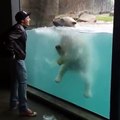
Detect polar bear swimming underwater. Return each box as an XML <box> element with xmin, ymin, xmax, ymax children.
<box><xmin>55</xmin><ymin>33</ymin><xmax>93</xmax><ymax>98</ymax></box>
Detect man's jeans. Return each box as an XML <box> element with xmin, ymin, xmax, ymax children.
<box><xmin>10</xmin><ymin>60</ymin><xmax>28</xmax><ymax>111</ymax></box>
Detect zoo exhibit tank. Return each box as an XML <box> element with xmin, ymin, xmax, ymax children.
<box><xmin>26</xmin><ymin>24</ymin><xmax>113</xmax><ymax>119</ymax></box>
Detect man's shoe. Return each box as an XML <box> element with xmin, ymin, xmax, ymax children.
<box><xmin>10</xmin><ymin>106</ymin><xmax>17</xmax><ymax>110</ymax></box>
<box><xmin>20</xmin><ymin>108</ymin><xmax>37</xmax><ymax>117</ymax></box>
<box><xmin>9</xmin><ymin>102</ymin><xmax>19</xmax><ymax>110</ymax></box>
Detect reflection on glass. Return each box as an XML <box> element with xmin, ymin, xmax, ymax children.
<box><xmin>21</xmin><ymin>0</ymin><xmax>114</xmax><ymax>119</ymax></box>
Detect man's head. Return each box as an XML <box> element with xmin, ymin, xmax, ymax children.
<box><xmin>15</xmin><ymin>11</ymin><xmax>31</xmax><ymax>26</ymax></box>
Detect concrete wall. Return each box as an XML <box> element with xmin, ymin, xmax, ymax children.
<box><xmin>21</xmin><ymin>0</ymin><xmax>113</xmax><ymax>27</ymax></box>
<box><xmin>0</xmin><ymin>0</ymin><xmax>20</xmax><ymax>88</ymax></box>
<box><xmin>21</xmin><ymin>0</ymin><xmax>59</xmax><ymax>27</ymax></box>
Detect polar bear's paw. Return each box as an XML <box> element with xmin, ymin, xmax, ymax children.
<box><xmin>83</xmin><ymin>89</ymin><xmax>92</xmax><ymax>98</ymax></box>
<box><xmin>55</xmin><ymin>76</ymin><xmax>62</xmax><ymax>83</ymax></box>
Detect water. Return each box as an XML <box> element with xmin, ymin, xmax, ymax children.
<box><xmin>26</xmin><ymin>26</ymin><xmax>113</xmax><ymax>119</ymax></box>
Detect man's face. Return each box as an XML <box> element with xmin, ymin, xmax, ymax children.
<box><xmin>22</xmin><ymin>16</ymin><xmax>31</xmax><ymax>26</ymax></box>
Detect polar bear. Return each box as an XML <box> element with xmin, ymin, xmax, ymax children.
<box><xmin>55</xmin><ymin>34</ymin><xmax>92</xmax><ymax>98</ymax></box>
<box><xmin>53</xmin><ymin>16</ymin><xmax>77</xmax><ymax>27</ymax></box>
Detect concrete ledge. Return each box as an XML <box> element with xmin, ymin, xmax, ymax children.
<box><xmin>27</xmin><ymin>86</ymin><xmax>107</xmax><ymax>120</ymax></box>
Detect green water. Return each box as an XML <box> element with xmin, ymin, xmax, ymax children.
<box><xmin>26</xmin><ymin>27</ymin><xmax>112</xmax><ymax>119</ymax></box>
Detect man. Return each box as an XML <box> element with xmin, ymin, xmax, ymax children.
<box><xmin>8</xmin><ymin>11</ymin><xmax>37</xmax><ymax>117</ymax></box>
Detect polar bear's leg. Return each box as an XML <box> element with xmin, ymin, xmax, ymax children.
<box><xmin>55</xmin><ymin>64</ymin><xmax>67</xmax><ymax>83</ymax></box>
<box><xmin>84</xmin><ymin>77</ymin><xmax>92</xmax><ymax>98</ymax></box>
<box><xmin>80</xmin><ymin>72</ymin><xmax>92</xmax><ymax>98</ymax></box>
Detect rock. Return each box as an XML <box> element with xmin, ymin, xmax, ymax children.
<box><xmin>53</xmin><ymin>16</ymin><xmax>77</xmax><ymax>27</ymax></box>
<box><xmin>78</xmin><ymin>12</ymin><xmax>96</xmax><ymax>23</ymax></box>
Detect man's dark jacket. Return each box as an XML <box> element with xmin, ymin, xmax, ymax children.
<box><xmin>0</xmin><ymin>24</ymin><xmax>27</xmax><ymax>60</ymax></box>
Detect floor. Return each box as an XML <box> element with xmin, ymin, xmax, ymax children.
<box><xmin>0</xmin><ymin>89</ymin><xmax>76</xmax><ymax>120</ymax></box>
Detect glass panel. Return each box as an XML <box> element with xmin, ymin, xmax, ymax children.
<box><xmin>21</xmin><ymin>0</ymin><xmax>114</xmax><ymax>119</ymax></box>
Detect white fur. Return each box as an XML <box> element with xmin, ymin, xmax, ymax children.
<box><xmin>55</xmin><ymin>33</ymin><xmax>92</xmax><ymax>98</ymax></box>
